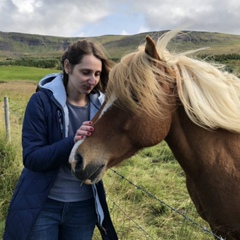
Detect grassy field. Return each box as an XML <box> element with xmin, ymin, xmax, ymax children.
<box><xmin>0</xmin><ymin>66</ymin><xmax>229</xmax><ymax>239</ymax></box>
<box><xmin>0</xmin><ymin>66</ymin><xmax>60</xmax><ymax>82</ymax></box>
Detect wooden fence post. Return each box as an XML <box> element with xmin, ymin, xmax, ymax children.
<box><xmin>4</xmin><ymin>97</ymin><xmax>11</xmax><ymax>142</ymax></box>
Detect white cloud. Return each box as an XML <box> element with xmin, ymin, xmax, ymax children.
<box><xmin>0</xmin><ymin>0</ymin><xmax>111</xmax><ymax>36</ymax></box>
<box><xmin>0</xmin><ymin>0</ymin><xmax>239</xmax><ymax>37</ymax></box>
<box><xmin>12</xmin><ymin>0</ymin><xmax>42</xmax><ymax>13</ymax></box>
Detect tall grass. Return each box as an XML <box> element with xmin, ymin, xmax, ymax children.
<box><xmin>0</xmin><ymin>129</ymin><xmax>22</xmax><ymax>235</ymax></box>
<box><xmin>0</xmin><ymin>68</ymin><xmax>215</xmax><ymax>239</ymax></box>
<box><xmin>0</xmin><ymin>81</ymin><xmax>29</xmax><ymax>238</ymax></box>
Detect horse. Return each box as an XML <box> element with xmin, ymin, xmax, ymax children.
<box><xmin>69</xmin><ymin>30</ymin><xmax>240</xmax><ymax>239</ymax></box>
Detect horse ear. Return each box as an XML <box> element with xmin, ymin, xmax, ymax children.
<box><xmin>145</xmin><ymin>36</ymin><xmax>160</xmax><ymax>60</ymax></box>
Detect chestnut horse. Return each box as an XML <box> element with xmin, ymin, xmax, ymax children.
<box><xmin>69</xmin><ymin>30</ymin><xmax>240</xmax><ymax>239</ymax></box>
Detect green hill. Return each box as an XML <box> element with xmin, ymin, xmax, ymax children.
<box><xmin>1</xmin><ymin>30</ymin><xmax>240</xmax><ymax>60</ymax></box>
<box><xmin>1</xmin><ymin>30</ymin><xmax>240</xmax><ymax>74</ymax></box>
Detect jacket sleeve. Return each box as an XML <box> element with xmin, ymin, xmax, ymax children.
<box><xmin>22</xmin><ymin>92</ymin><xmax>74</xmax><ymax>171</ymax></box>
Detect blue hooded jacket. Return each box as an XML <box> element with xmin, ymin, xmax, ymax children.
<box><xmin>3</xmin><ymin>73</ymin><xmax>118</xmax><ymax>240</ymax></box>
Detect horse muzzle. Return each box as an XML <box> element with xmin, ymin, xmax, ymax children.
<box><xmin>71</xmin><ymin>153</ymin><xmax>105</xmax><ymax>184</ymax></box>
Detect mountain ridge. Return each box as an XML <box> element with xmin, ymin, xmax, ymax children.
<box><xmin>1</xmin><ymin>30</ymin><xmax>240</xmax><ymax>60</ymax></box>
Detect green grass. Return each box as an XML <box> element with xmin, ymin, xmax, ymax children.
<box><xmin>0</xmin><ymin>129</ymin><xmax>22</xmax><ymax>219</ymax></box>
<box><xmin>0</xmin><ymin>66</ymin><xmax>60</xmax><ymax>82</ymax></box>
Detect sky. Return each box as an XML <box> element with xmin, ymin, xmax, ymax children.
<box><xmin>0</xmin><ymin>0</ymin><xmax>240</xmax><ymax>38</ymax></box>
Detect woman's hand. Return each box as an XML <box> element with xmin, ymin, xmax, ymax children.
<box><xmin>74</xmin><ymin>121</ymin><xmax>94</xmax><ymax>142</ymax></box>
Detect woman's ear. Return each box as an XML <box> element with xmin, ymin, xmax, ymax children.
<box><xmin>64</xmin><ymin>59</ymin><xmax>71</xmax><ymax>74</ymax></box>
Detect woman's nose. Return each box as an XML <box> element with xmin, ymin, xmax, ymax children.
<box><xmin>88</xmin><ymin>75</ymin><xmax>96</xmax><ymax>84</ymax></box>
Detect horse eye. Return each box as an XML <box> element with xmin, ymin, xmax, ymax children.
<box><xmin>131</xmin><ymin>89</ymin><xmax>139</xmax><ymax>103</ymax></box>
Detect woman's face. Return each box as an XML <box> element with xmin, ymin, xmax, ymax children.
<box><xmin>65</xmin><ymin>54</ymin><xmax>102</xmax><ymax>94</ymax></box>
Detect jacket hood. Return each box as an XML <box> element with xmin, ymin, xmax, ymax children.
<box><xmin>38</xmin><ymin>73</ymin><xmax>67</xmax><ymax>107</ymax></box>
<box><xmin>38</xmin><ymin>73</ymin><xmax>105</xmax><ymax>110</ymax></box>
<box><xmin>38</xmin><ymin>73</ymin><xmax>105</xmax><ymax>132</ymax></box>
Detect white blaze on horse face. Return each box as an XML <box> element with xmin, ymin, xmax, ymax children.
<box><xmin>69</xmin><ymin>138</ymin><xmax>84</xmax><ymax>170</ymax></box>
<box><xmin>99</xmin><ymin>93</ymin><xmax>117</xmax><ymax>119</ymax></box>
<box><xmin>69</xmin><ymin>93</ymin><xmax>116</xmax><ymax>173</ymax></box>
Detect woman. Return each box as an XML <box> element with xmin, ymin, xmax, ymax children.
<box><xmin>4</xmin><ymin>39</ymin><xmax>118</xmax><ymax>240</ymax></box>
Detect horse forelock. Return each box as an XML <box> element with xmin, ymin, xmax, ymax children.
<box><xmin>107</xmin><ymin>49</ymin><xmax>173</xmax><ymax>118</ymax></box>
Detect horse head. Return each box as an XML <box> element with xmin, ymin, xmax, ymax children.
<box><xmin>69</xmin><ymin>35</ymin><xmax>176</xmax><ymax>184</ymax></box>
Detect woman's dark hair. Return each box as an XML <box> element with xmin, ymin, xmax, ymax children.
<box><xmin>60</xmin><ymin>39</ymin><xmax>114</xmax><ymax>93</ymax></box>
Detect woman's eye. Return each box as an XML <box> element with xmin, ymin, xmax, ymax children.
<box><xmin>82</xmin><ymin>71</ymin><xmax>90</xmax><ymax>75</ymax></box>
<box><xmin>95</xmin><ymin>72</ymin><xmax>101</xmax><ymax>77</ymax></box>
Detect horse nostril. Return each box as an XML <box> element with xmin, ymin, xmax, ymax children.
<box><xmin>75</xmin><ymin>153</ymin><xmax>83</xmax><ymax>171</ymax></box>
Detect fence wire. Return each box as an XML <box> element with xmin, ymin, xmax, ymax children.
<box><xmin>108</xmin><ymin>168</ymin><xmax>225</xmax><ymax>240</ymax></box>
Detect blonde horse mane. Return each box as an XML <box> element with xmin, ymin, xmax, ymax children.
<box><xmin>107</xmin><ymin>30</ymin><xmax>240</xmax><ymax>132</ymax></box>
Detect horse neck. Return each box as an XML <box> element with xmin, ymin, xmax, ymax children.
<box><xmin>164</xmin><ymin>105</ymin><xmax>217</xmax><ymax>178</ymax></box>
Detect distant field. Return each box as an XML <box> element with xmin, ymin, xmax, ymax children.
<box><xmin>0</xmin><ymin>66</ymin><xmax>60</xmax><ymax>82</ymax></box>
